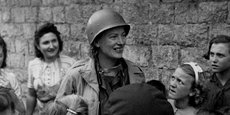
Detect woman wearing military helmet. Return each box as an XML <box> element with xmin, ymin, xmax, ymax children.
<box><xmin>56</xmin><ymin>8</ymin><xmax>145</xmax><ymax>115</ymax></box>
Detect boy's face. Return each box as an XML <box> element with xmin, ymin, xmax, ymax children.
<box><xmin>209</xmin><ymin>43</ymin><xmax>230</xmax><ymax>73</ymax></box>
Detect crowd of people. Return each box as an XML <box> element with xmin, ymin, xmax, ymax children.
<box><xmin>0</xmin><ymin>8</ymin><xmax>229</xmax><ymax>115</ymax></box>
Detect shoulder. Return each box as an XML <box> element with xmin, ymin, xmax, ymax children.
<box><xmin>59</xmin><ymin>55</ymin><xmax>76</xmax><ymax>64</ymax></box>
<box><xmin>2</xmin><ymin>69</ymin><xmax>17</xmax><ymax>81</ymax></box>
<box><xmin>71</xmin><ymin>58</ymin><xmax>92</xmax><ymax>69</ymax></box>
<box><xmin>124</xmin><ymin>59</ymin><xmax>145</xmax><ymax>83</ymax></box>
<box><xmin>124</xmin><ymin>59</ymin><xmax>144</xmax><ymax>74</ymax></box>
<box><xmin>66</xmin><ymin>58</ymin><xmax>92</xmax><ymax>76</ymax></box>
<box><xmin>28</xmin><ymin>58</ymin><xmax>42</xmax><ymax>68</ymax></box>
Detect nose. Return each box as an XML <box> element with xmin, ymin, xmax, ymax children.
<box><xmin>49</xmin><ymin>42</ymin><xmax>54</xmax><ymax>48</ymax></box>
<box><xmin>117</xmin><ymin>36</ymin><xmax>126</xmax><ymax>45</ymax></box>
<box><xmin>170</xmin><ymin>79</ymin><xmax>177</xmax><ymax>88</ymax></box>
<box><xmin>210</xmin><ymin>55</ymin><xmax>218</xmax><ymax>63</ymax></box>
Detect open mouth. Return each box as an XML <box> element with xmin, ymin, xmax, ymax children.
<box><xmin>169</xmin><ymin>88</ymin><xmax>176</xmax><ymax>94</ymax></box>
<box><xmin>114</xmin><ymin>47</ymin><xmax>123</xmax><ymax>52</ymax></box>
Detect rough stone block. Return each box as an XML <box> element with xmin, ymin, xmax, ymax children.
<box><xmin>95</xmin><ymin>0</ymin><xmax>113</xmax><ymax>3</ymax></box>
<box><xmin>161</xmin><ymin>0</ymin><xmax>182</xmax><ymax>2</ymax></box>
<box><xmin>56</xmin><ymin>24</ymin><xmax>70</xmax><ymax>39</ymax></box>
<box><xmin>0</xmin><ymin>24</ymin><xmax>23</xmax><ymax>38</ymax></box>
<box><xmin>0</xmin><ymin>0</ymin><xmax>6</xmax><ymax>6</ymax></box>
<box><xmin>127</xmin><ymin>24</ymin><xmax>158</xmax><ymax>45</ymax></box>
<box><xmin>1</xmin><ymin>7</ymin><xmax>10</xmax><ymax>23</ymax></box>
<box><xmin>42</xmin><ymin>0</ymin><xmax>57</xmax><ymax>6</ymax></box>
<box><xmin>158</xmin><ymin>24</ymin><xmax>208</xmax><ymax>46</ymax></box>
<box><xmin>25</xmin><ymin>7</ymin><xmax>37</xmax><ymax>22</ymax></box>
<box><xmin>114</xmin><ymin>3</ymin><xmax>150</xmax><ymax>24</ymax></box>
<box><xmin>17</xmin><ymin>0</ymin><xmax>30</xmax><ymax>6</ymax></box>
<box><xmin>39</xmin><ymin>7</ymin><xmax>52</xmax><ymax>22</ymax></box>
<box><xmin>175</xmin><ymin>3</ymin><xmax>199</xmax><ymax>24</ymax></box>
<box><xmin>7</xmin><ymin>53</ymin><xmax>26</xmax><ymax>68</ymax></box>
<box><xmin>198</xmin><ymin>2</ymin><xmax>228</xmax><ymax>23</ymax></box>
<box><xmin>81</xmin><ymin>5</ymin><xmax>101</xmax><ymax>19</ymax></box>
<box><xmin>66</xmin><ymin>4</ymin><xmax>82</xmax><ymax>23</ymax></box>
<box><xmin>152</xmin><ymin>45</ymin><xmax>179</xmax><ymax>69</ymax></box>
<box><xmin>149</xmin><ymin>4</ymin><xmax>174</xmax><ymax>24</ymax></box>
<box><xmin>174</xmin><ymin>24</ymin><xmax>209</xmax><ymax>47</ymax></box>
<box><xmin>53</xmin><ymin>6</ymin><xmax>65</xmax><ymax>23</ymax></box>
<box><xmin>22</xmin><ymin>23</ymin><xmax>36</xmax><ymax>39</ymax></box>
<box><xmin>6</xmin><ymin>0</ymin><xmax>17</xmax><ymax>6</ymax></box>
<box><xmin>58</xmin><ymin>0</ymin><xmax>92</xmax><ymax>5</ymax></box>
<box><xmin>209</xmin><ymin>23</ymin><xmax>230</xmax><ymax>37</ymax></box>
<box><xmin>158</xmin><ymin>24</ymin><xmax>175</xmax><ymax>45</ymax></box>
<box><xmin>63</xmin><ymin>41</ymin><xmax>89</xmax><ymax>60</ymax></box>
<box><xmin>27</xmin><ymin>39</ymin><xmax>34</xmax><ymax>55</ymax></box>
<box><xmin>12</xmin><ymin>8</ymin><xmax>25</xmax><ymax>23</ymax></box>
<box><xmin>31</xmin><ymin>0</ymin><xmax>42</xmax><ymax>6</ymax></box>
<box><xmin>123</xmin><ymin>45</ymin><xmax>150</xmax><ymax>67</ymax></box>
<box><xmin>15</xmin><ymin>39</ymin><xmax>28</xmax><ymax>53</ymax></box>
<box><xmin>70</xmin><ymin>23</ymin><xmax>87</xmax><ymax>41</ymax></box>
<box><xmin>180</xmin><ymin>47</ymin><xmax>210</xmax><ymax>70</ymax></box>
<box><xmin>115</xmin><ymin>0</ymin><xmax>160</xmax><ymax>4</ymax></box>
<box><xmin>3</xmin><ymin>36</ymin><xmax>16</xmax><ymax>53</ymax></box>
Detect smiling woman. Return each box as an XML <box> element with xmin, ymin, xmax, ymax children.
<box><xmin>26</xmin><ymin>23</ymin><xmax>76</xmax><ymax>115</ymax></box>
<box><xmin>56</xmin><ymin>9</ymin><xmax>145</xmax><ymax>115</ymax></box>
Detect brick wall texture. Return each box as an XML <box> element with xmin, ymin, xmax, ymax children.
<box><xmin>0</xmin><ymin>0</ymin><xmax>230</xmax><ymax>99</ymax></box>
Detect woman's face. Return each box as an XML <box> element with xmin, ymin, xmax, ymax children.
<box><xmin>168</xmin><ymin>67</ymin><xmax>194</xmax><ymax>100</ymax></box>
<box><xmin>38</xmin><ymin>32</ymin><xmax>59</xmax><ymax>61</ymax></box>
<box><xmin>0</xmin><ymin>47</ymin><xmax>4</xmax><ymax>67</ymax></box>
<box><xmin>95</xmin><ymin>27</ymin><xmax>127</xmax><ymax>60</ymax></box>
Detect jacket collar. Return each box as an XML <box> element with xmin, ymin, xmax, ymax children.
<box><xmin>80</xmin><ymin>58</ymin><xmax>145</xmax><ymax>94</ymax></box>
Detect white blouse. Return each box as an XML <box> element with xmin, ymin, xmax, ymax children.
<box><xmin>27</xmin><ymin>55</ymin><xmax>76</xmax><ymax>109</ymax></box>
<box><xmin>0</xmin><ymin>68</ymin><xmax>22</xmax><ymax>99</ymax></box>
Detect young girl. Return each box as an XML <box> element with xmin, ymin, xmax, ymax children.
<box><xmin>0</xmin><ymin>36</ymin><xmax>22</xmax><ymax>99</ymax></box>
<box><xmin>0</xmin><ymin>36</ymin><xmax>25</xmax><ymax>115</ymax></box>
<box><xmin>168</xmin><ymin>62</ymin><xmax>206</xmax><ymax>115</ymax></box>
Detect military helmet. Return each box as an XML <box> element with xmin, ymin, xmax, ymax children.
<box><xmin>86</xmin><ymin>9</ymin><xmax>130</xmax><ymax>44</ymax></box>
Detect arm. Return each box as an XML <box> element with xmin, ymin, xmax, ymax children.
<box><xmin>8</xmin><ymin>73</ymin><xmax>22</xmax><ymax>99</ymax></box>
<box><xmin>56</xmin><ymin>72</ymin><xmax>76</xmax><ymax>99</ymax></box>
<box><xmin>26</xmin><ymin>88</ymin><xmax>37</xmax><ymax>115</ymax></box>
<box><xmin>26</xmin><ymin>62</ymin><xmax>37</xmax><ymax>115</ymax></box>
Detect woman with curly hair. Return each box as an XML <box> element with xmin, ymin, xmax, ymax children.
<box><xmin>26</xmin><ymin>23</ymin><xmax>76</xmax><ymax>115</ymax></box>
<box><xmin>167</xmin><ymin>62</ymin><xmax>206</xmax><ymax>115</ymax></box>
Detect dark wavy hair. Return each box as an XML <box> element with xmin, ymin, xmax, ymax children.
<box><xmin>203</xmin><ymin>35</ymin><xmax>230</xmax><ymax>60</ymax></box>
<box><xmin>0</xmin><ymin>36</ymin><xmax>7</xmax><ymax>68</ymax></box>
<box><xmin>34</xmin><ymin>23</ymin><xmax>63</xmax><ymax>60</ymax></box>
<box><xmin>180</xmin><ymin>64</ymin><xmax>205</xmax><ymax>108</ymax></box>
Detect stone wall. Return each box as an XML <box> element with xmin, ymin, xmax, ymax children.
<box><xmin>0</xmin><ymin>0</ymin><xmax>230</xmax><ymax>98</ymax></box>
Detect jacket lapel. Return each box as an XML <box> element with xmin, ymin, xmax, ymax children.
<box><xmin>81</xmin><ymin>59</ymin><xmax>100</xmax><ymax>95</ymax></box>
<box><xmin>125</xmin><ymin>60</ymin><xmax>145</xmax><ymax>83</ymax></box>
